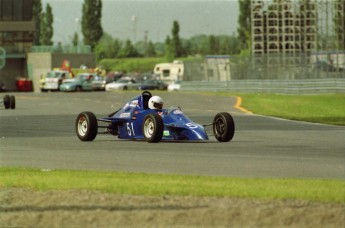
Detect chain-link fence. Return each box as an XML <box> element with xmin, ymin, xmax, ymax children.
<box><xmin>183</xmin><ymin>53</ymin><xmax>345</xmax><ymax>81</ymax></box>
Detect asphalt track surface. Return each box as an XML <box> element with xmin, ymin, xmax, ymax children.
<box><xmin>0</xmin><ymin>91</ymin><xmax>344</xmax><ymax>180</ymax></box>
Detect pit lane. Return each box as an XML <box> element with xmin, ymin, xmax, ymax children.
<box><xmin>0</xmin><ymin>91</ymin><xmax>344</xmax><ymax>179</ymax></box>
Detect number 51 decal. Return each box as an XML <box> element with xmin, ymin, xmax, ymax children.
<box><xmin>126</xmin><ymin>122</ymin><xmax>135</xmax><ymax>136</ymax></box>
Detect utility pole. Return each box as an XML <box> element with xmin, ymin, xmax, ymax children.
<box><xmin>132</xmin><ymin>15</ymin><xmax>137</xmax><ymax>43</ymax></box>
<box><xmin>144</xmin><ymin>30</ymin><xmax>148</xmax><ymax>56</ymax></box>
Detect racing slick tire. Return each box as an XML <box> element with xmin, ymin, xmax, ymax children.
<box><xmin>142</xmin><ymin>113</ymin><xmax>164</xmax><ymax>143</ymax></box>
<box><xmin>76</xmin><ymin>111</ymin><xmax>98</xmax><ymax>141</ymax></box>
<box><xmin>10</xmin><ymin>95</ymin><xmax>15</xmax><ymax>109</ymax></box>
<box><xmin>3</xmin><ymin>95</ymin><xmax>10</xmax><ymax>109</ymax></box>
<box><xmin>213</xmin><ymin>112</ymin><xmax>235</xmax><ymax>142</ymax></box>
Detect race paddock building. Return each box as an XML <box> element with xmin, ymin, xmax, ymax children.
<box><xmin>0</xmin><ymin>0</ymin><xmax>95</xmax><ymax>92</ymax></box>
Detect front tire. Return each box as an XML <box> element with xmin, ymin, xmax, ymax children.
<box><xmin>142</xmin><ymin>113</ymin><xmax>163</xmax><ymax>143</ymax></box>
<box><xmin>76</xmin><ymin>112</ymin><xmax>98</xmax><ymax>141</ymax></box>
<box><xmin>213</xmin><ymin>112</ymin><xmax>235</xmax><ymax>142</ymax></box>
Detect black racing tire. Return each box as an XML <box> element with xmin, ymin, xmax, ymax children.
<box><xmin>142</xmin><ymin>90</ymin><xmax>152</xmax><ymax>97</ymax></box>
<box><xmin>3</xmin><ymin>95</ymin><xmax>10</xmax><ymax>109</ymax></box>
<box><xmin>213</xmin><ymin>112</ymin><xmax>235</xmax><ymax>142</ymax></box>
<box><xmin>76</xmin><ymin>86</ymin><xmax>82</xmax><ymax>92</ymax></box>
<box><xmin>75</xmin><ymin>111</ymin><xmax>98</xmax><ymax>141</ymax></box>
<box><xmin>142</xmin><ymin>113</ymin><xmax>164</xmax><ymax>143</ymax></box>
<box><xmin>10</xmin><ymin>95</ymin><xmax>15</xmax><ymax>109</ymax></box>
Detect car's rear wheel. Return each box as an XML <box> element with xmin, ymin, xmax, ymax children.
<box><xmin>213</xmin><ymin>112</ymin><xmax>235</xmax><ymax>142</ymax></box>
<box><xmin>142</xmin><ymin>113</ymin><xmax>163</xmax><ymax>143</ymax></box>
<box><xmin>10</xmin><ymin>95</ymin><xmax>15</xmax><ymax>109</ymax></box>
<box><xmin>3</xmin><ymin>95</ymin><xmax>10</xmax><ymax>109</ymax></box>
<box><xmin>76</xmin><ymin>112</ymin><xmax>98</xmax><ymax>141</ymax></box>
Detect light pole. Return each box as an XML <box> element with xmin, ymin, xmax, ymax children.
<box><xmin>75</xmin><ymin>17</ymin><xmax>81</xmax><ymax>52</ymax></box>
<box><xmin>132</xmin><ymin>15</ymin><xmax>137</xmax><ymax>43</ymax></box>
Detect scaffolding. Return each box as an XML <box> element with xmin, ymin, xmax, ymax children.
<box><xmin>251</xmin><ymin>0</ymin><xmax>345</xmax><ymax>71</ymax></box>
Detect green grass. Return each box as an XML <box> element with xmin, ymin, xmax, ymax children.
<box><xmin>0</xmin><ymin>168</ymin><xmax>344</xmax><ymax>203</ymax></box>
<box><xmin>238</xmin><ymin>94</ymin><xmax>345</xmax><ymax>126</ymax></box>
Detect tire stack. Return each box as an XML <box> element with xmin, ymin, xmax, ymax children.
<box><xmin>2</xmin><ymin>95</ymin><xmax>15</xmax><ymax>109</ymax></box>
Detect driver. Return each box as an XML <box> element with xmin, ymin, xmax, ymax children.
<box><xmin>148</xmin><ymin>96</ymin><xmax>163</xmax><ymax>110</ymax></box>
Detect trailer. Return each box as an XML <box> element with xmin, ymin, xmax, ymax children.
<box><xmin>153</xmin><ymin>60</ymin><xmax>184</xmax><ymax>84</ymax></box>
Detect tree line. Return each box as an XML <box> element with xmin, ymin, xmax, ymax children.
<box><xmin>32</xmin><ymin>0</ymin><xmax>345</xmax><ymax>60</ymax></box>
<box><xmin>33</xmin><ymin>0</ymin><xmax>245</xmax><ymax>60</ymax></box>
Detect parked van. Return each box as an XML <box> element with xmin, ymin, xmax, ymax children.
<box><xmin>153</xmin><ymin>60</ymin><xmax>184</xmax><ymax>84</ymax></box>
<box><xmin>41</xmin><ymin>70</ymin><xmax>71</xmax><ymax>92</ymax></box>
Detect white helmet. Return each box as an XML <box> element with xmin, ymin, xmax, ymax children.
<box><xmin>148</xmin><ymin>96</ymin><xmax>164</xmax><ymax>110</ymax></box>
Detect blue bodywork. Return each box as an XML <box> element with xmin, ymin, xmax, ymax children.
<box><xmin>99</xmin><ymin>92</ymin><xmax>209</xmax><ymax>141</ymax></box>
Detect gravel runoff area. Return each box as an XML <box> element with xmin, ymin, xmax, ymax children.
<box><xmin>0</xmin><ymin>188</ymin><xmax>344</xmax><ymax>227</ymax></box>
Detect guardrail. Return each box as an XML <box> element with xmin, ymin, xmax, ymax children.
<box><xmin>180</xmin><ymin>79</ymin><xmax>345</xmax><ymax>94</ymax></box>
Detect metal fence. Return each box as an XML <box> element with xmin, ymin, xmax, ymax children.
<box><xmin>180</xmin><ymin>78</ymin><xmax>345</xmax><ymax>94</ymax></box>
<box><xmin>181</xmin><ymin>54</ymin><xmax>345</xmax><ymax>93</ymax></box>
<box><xmin>31</xmin><ymin>45</ymin><xmax>91</xmax><ymax>54</ymax></box>
<box><xmin>183</xmin><ymin>54</ymin><xmax>345</xmax><ymax>81</ymax></box>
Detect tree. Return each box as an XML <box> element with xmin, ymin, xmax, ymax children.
<box><xmin>95</xmin><ymin>33</ymin><xmax>122</xmax><ymax>60</ymax></box>
<box><xmin>72</xmin><ymin>32</ymin><xmax>79</xmax><ymax>46</ymax></box>
<box><xmin>171</xmin><ymin>20</ymin><xmax>182</xmax><ymax>57</ymax></box>
<box><xmin>32</xmin><ymin>0</ymin><xmax>42</xmax><ymax>45</ymax></box>
<box><xmin>145</xmin><ymin>41</ymin><xmax>156</xmax><ymax>57</ymax></box>
<box><xmin>118</xmin><ymin>40</ymin><xmax>140</xmax><ymax>58</ymax></box>
<box><xmin>208</xmin><ymin>35</ymin><xmax>220</xmax><ymax>54</ymax></box>
<box><xmin>224</xmin><ymin>34</ymin><xmax>241</xmax><ymax>55</ymax></box>
<box><xmin>40</xmin><ymin>4</ymin><xmax>54</xmax><ymax>45</ymax></box>
<box><xmin>164</xmin><ymin>36</ymin><xmax>175</xmax><ymax>61</ymax></box>
<box><xmin>82</xmin><ymin>0</ymin><xmax>103</xmax><ymax>50</ymax></box>
<box><xmin>188</xmin><ymin>35</ymin><xmax>209</xmax><ymax>55</ymax></box>
<box><xmin>237</xmin><ymin>0</ymin><xmax>251</xmax><ymax>51</ymax></box>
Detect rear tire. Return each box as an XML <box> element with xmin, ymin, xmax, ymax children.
<box><xmin>142</xmin><ymin>113</ymin><xmax>163</xmax><ymax>143</ymax></box>
<box><xmin>76</xmin><ymin>112</ymin><xmax>98</xmax><ymax>141</ymax></box>
<box><xmin>213</xmin><ymin>112</ymin><xmax>235</xmax><ymax>142</ymax></box>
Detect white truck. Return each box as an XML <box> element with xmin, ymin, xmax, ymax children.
<box><xmin>41</xmin><ymin>70</ymin><xmax>70</xmax><ymax>92</ymax></box>
<box><xmin>153</xmin><ymin>60</ymin><xmax>184</xmax><ymax>84</ymax></box>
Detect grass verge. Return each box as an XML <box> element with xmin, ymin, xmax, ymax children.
<box><xmin>237</xmin><ymin>94</ymin><xmax>345</xmax><ymax>126</ymax></box>
<box><xmin>0</xmin><ymin>168</ymin><xmax>344</xmax><ymax>203</ymax></box>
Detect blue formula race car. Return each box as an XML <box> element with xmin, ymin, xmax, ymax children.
<box><xmin>75</xmin><ymin>91</ymin><xmax>235</xmax><ymax>143</ymax></box>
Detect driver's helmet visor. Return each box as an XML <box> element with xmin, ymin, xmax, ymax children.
<box><xmin>153</xmin><ymin>102</ymin><xmax>163</xmax><ymax>109</ymax></box>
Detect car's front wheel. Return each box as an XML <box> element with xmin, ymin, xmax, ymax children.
<box><xmin>76</xmin><ymin>112</ymin><xmax>98</xmax><ymax>141</ymax></box>
<box><xmin>142</xmin><ymin>113</ymin><xmax>163</xmax><ymax>143</ymax></box>
<box><xmin>213</xmin><ymin>112</ymin><xmax>235</xmax><ymax>142</ymax></box>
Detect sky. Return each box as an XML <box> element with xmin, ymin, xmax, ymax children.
<box><xmin>41</xmin><ymin>0</ymin><xmax>239</xmax><ymax>45</ymax></box>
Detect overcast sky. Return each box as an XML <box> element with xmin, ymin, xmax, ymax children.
<box><xmin>42</xmin><ymin>0</ymin><xmax>239</xmax><ymax>44</ymax></box>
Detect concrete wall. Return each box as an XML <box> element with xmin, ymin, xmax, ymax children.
<box><xmin>27</xmin><ymin>53</ymin><xmax>52</xmax><ymax>92</ymax></box>
<box><xmin>52</xmin><ymin>53</ymin><xmax>96</xmax><ymax>69</ymax></box>
<box><xmin>27</xmin><ymin>52</ymin><xmax>96</xmax><ymax>92</ymax></box>
<box><xmin>0</xmin><ymin>58</ymin><xmax>26</xmax><ymax>91</ymax></box>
